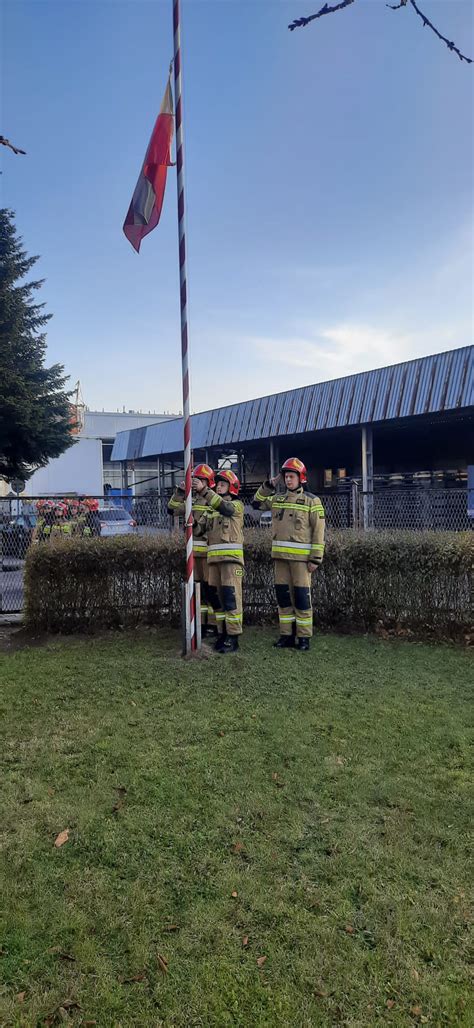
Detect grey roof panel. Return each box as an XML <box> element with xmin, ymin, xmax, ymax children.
<box><xmin>111</xmin><ymin>346</ymin><xmax>473</xmax><ymax>461</ymax></box>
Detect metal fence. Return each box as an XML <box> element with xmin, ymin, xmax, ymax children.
<box><xmin>0</xmin><ymin>488</ymin><xmax>471</xmax><ymax>614</ymax></box>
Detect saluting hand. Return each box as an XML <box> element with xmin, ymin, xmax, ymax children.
<box><xmin>270</xmin><ymin>473</ymin><xmax>281</xmax><ymax>489</ymax></box>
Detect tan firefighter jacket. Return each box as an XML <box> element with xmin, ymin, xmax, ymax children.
<box><xmin>253</xmin><ymin>481</ymin><xmax>325</xmax><ymax>563</ymax></box>
<box><xmin>194</xmin><ymin>486</ymin><xmax>244</xmax><ymax>566</ymax></box>
<box><xmin>168</xmin><ymin>488</ymin><xmax>214</xmax><ymax>557</ymax></box>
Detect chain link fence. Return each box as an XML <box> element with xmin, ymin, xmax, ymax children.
<box><xmin>0</xmin><ymin>488</ymin><xmax>471</xmax><ymax>614</ymax></box>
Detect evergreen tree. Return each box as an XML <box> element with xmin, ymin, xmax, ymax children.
<box><xmin>0</xmin><ymin>208</ymin><xmax>74</xmax><ymax>482</ymax></box>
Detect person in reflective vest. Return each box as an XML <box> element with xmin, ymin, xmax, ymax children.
<box><xmin>193</xmin><ymin>470</ymin><xmax>244</xmax><ymax>654</ymax></box>
<box><xmin>253</xmin><ymin>458</ymin><xmax>325</xmax><ymax>651</ymax></box>
<box><xmin>168</xmin><ymin>465</ymin><xmax>217</xmax><ymax>637</ymax></box>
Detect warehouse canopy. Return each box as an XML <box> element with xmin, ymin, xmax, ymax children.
<box><xmin>111</xmin><ymin>346</ymin><xmax>473</xmax><ymax>462</ymax></box>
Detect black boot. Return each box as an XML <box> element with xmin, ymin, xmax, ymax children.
<box><xmin>273</xmin><ymin>635</ymin><xmax>296</xmax><ymax>648</ymax></box>
<box><xmin>214</xmin><ymin>629</ymin><xmax>227</xmax><ymax>651</ymax></box>
<box><xmin>296</xmin><ymin>638</ymin><xmax>310</xmax><ymax>652</ymax></box>
<box><xmin>220</xmin><ymin>635</ymin><xmax>239</xmax><ymax>654</ymax></box>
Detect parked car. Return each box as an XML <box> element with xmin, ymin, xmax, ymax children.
<box><xmin>260</xmin><ymin>510</ymin><xmax>272</xmax><ymax>528</ymax></box>
<box><xmin>98</xmin><ymin>507</ymin><xmax>137</xmax><ymax>537</ymax></box>
<box><xmin>0</xmin><ymin>514</ymin><xmax>37</xmax><ymax>558</ymax></box>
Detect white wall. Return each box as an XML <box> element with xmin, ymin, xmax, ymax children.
<box><xmin>84</xmin><ymin>411</ymin><xmax>175</xmax><ymax>438</ymax></box>
<box><xmin>26</xmin><ymin>437</ymin><xmax>103</xmax><ymax>496</ymax></box>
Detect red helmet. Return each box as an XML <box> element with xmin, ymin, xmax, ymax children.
<box><xmin>216</xmin><ymin>470</ymin><xmax>240</xmax><ymax>496</ymax></box>
<box><xmin>193</xmin><ymin>463</ymin><xmax>215</xmax><ymax>488</ymax></box>
<box><xmin>281</xmin><ymin>457</ymin><xmax>307</xmax><ymax>484</ymax></box>
<box><xmin>84</xmin><ymin>498</ymin><xmax>99</xmax><ymax>511</ymax></box>
<box><xmin>54</xmin><ymin>502</ymin><xmax>67</xmax><ymax>517</ymax></box>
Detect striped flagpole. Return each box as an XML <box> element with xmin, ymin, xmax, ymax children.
<box><xmin>173</xmin><ymin>0</ymin><xmax>196</xmax><ymax>652</ymax></box>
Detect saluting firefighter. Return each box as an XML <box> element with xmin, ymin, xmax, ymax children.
<box><xmin>193</xmin><ymin>469</ymin><xmax>244</xmax><ymax>653</ymax></box>
<box><xmin>253</xmin><ymin>457</ymin><xmax>325</xmax><ymax>651</ymax></box>
<box><xmin>168</xmin><ymin>464</ymin><xmax>217</xmax><ymax>637</ymax></box>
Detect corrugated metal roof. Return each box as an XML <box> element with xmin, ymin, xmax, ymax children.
<box><xmin>111</xmin><ymin>346</ymin><xmax>473</xmax><ymax>462</ymax></box>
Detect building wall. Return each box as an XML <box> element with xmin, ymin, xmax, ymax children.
<box><xmin>24</xmin><ymin>411</ymin><xmax>177</xmax><ymax>497</ymax></box>
<box><xmin>26</xmin><ymin>437</ymin><xmax>104</xmax><ymax>496</ymax></box>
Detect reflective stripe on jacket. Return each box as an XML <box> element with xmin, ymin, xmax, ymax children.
<box><xmin>195</xmin><ymin>487</ymin><xmax>244</xmax><ymax>566</ymax></box>
<box><xmin>168</xmin><ymin>489</ymin><xmax>213</xmax><ymax>555</ymax></box>
<box><xmin>253</xmin><ymin>481</ymin><xmax>325</xmax><ymax>563</ymax></box>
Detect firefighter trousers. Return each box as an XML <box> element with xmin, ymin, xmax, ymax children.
<box><xmin>274</xmin><ymin>559</ymin><xmax>313</xmax><ymax>638</ymax></box>
<box><xmin>194</xmin><ymin>555</ymin><xmax>215</xmax><ymax>627</ymax></box>
<box><xmin>207</xmin><ymin>562</ymin><xmax>243</xmax><ymax>636</ymax></box>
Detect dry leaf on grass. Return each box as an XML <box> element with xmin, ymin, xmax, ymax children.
<box><xmin>256</xmin><ymin>955</ymin><xmax>267</xmax><ymax>967</ymax></box>
<box><xmin>163</xmin><ymin>924</ymin><xmax>179</xmax><ymax>933</ymax></box>
<box><xmin>232</xmin><ymin>841</ymin><xmax>244</xmax><ymax>854</ymax></box>
<box><xmin>410</xmin><ymin>1007</ymin><xmax>423</xmax><ymax>1018</ymax></box>
<box><xmin>242</xmin><ymin>935</ymin><xmax>249</xmax><ymax>947</ymax></box>
<box><xmin>386</xmin><ymin>999</ymin><xmax>395</xmax><ymax>1009</ymax></box>
<box><xmin>120</xmin><ymin>972</ymin><xmax>147</xmax><ymax>984</ymax></box>
<box><xmin>272</xmin><ymin>772</ymin><xmax>278</xmax><ymax>781</ymax></box>
<box><xmin>411</xmin><ymin>968</ymin><xmax>420</xmax><ymax>981</ymax></box>
<box><xmin>157</xmin><ymin>953</ymin><xmax>169</xmax><ymax>974</ymax></box>
<box><xmin>344</xmin><ymin>924</ymin><xmax>354</xmax><ymax>934</ymax></box>
<box><xmin>231</xmin><ymin>890</ymin><xmax>238</xmax><ymax>898</ymax></box>
<box><xmin>54</xmin><ymin>828</ymin><xmax>69</xmax><ymax>848</ymax></box>
<box><xmin>16</xmin><ymin>992</ymin><xmax>26</xmax><ymax>1003</ymax></box>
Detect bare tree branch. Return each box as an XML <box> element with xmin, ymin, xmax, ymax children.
<box><xmin>405</xmin><ymin>0</ymin><xmax>472</xmax><ymax>64</ymax></box>
<box><xmin>0</xmin><ymin>135</ymin><xmax>27</xmax><ymax>156</ymax></box>
<box><xmin>288</xmin><ymin>0</ymin><xmax>357</xmax><ymax>33</ymax></box>
<box><xmin>289</xmin><ymin>0</ymin><xmax>472</xmax><ymax>63</ymax></box>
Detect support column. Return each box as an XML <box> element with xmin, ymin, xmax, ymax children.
<box><xmin>269</xmin><ymin>440</ymin><xmax>279</xmax><ymax>480</ymax></box>
<box><xmin>361</xmin><ymin>426</ymin><xmax>374</xmax><ymax>530</ymax></box>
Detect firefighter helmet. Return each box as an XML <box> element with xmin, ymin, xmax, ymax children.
<box><xmin>84</xmin><ymin>498</ymin><xmax>99</xmax><ymax>511</ymax></box>
<box><xmin>281</xmin><ymin>457</ymin><xmax>307</xmax><ymax>484</ymax></box>
<box><xmin>216</xmin><ymin>470</ymin><xmax>240</xmax><ymax>496</ymax></box>
<box><xmin>54</xmin><ymin>502</ymin><xmax>67</xmax><ymax>517</ymax></box>
<box><xmin>193</xmin><ymin>463</ymin><xmax>215</xmax><ymax>488</ymax></box>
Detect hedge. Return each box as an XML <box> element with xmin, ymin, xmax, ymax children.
<box><xmin>24</xmin><ymin>530</ymin><xmax>473</xmax><ymax>641</ymax></box>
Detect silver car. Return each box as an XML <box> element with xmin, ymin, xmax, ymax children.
<box><xmin>98</xmin><ymin>507</ymin><xmax>137</xmax><ymax>537</ymax></box>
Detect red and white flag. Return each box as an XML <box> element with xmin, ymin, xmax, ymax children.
<box><xmin>123</xmin><ymin>75</ymin><xmax>174</xmax><ymax>253</ymax></box>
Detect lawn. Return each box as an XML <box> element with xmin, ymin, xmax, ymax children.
<box><xmin>0</xmin><ymin>629</ymin><xmax>472</xmax><ymax>1027</ymax></box>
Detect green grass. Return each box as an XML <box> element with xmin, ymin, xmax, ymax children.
<box><xmin>0</xmin><ymin>629</ymin><xmax>472</xmax><ymax>1027</ymax></box>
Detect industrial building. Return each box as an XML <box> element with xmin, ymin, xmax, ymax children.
<box><xmin>6</xmin><ymin>409</ymin><xmax>178</xmax><ymax>499</ymax></box>
<box><xmin>111</xmin><ymin>346</ymin><xmax>473</xmax><ymax>531</ymax></box>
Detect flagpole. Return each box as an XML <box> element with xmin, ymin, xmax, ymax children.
<box><xmin>172</xmin><ymin>0</ymin><xmax>196</xmax><ymax>653</ymax></box>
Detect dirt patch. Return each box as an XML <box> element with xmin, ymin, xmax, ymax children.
<box><xmin>0</xmin><ymin>625</ymin><xmax>61</xmax><ymax>652</ymax></box>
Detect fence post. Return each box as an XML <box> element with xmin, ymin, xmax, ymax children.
<box><xmin>350</xmin><ymin>479</ymin><xmax>359</xmax><ymax>529</ymax></box>
<box><xmin>361</xmin><ymin>426</ymin><xmax>374</xmax><ymax>530</ymax></box>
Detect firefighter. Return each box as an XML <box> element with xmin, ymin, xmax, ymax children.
<box><xmin>252</xmin><ymin>457</ymin><xmax>325</xmax><ymax>651</ymax></box>
<box><xmin>76</xmin><ymin>498</ymin><xmax>100</xmax><ymax>537</ymax></box>
<box><xmin>193</xmin><ymin>470</ymin><xmax>244</xmax><ymax>653</ymax></box>
<box><xmin>33</xmin><ymin>500</ymin><xmax>55</xmax><ymax>542</ymax></box>
<box><xmin>168</xmin><ymin>464</ymin><xmax>217</xmax><ymax>637</ymax></box>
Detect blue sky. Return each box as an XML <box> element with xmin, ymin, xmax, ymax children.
<box><xmin>2</xmin><ymin>0</ymin><xmax>472</xmax><ymax>415</ymax></box>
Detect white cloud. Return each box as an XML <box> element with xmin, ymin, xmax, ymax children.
<box><xmin>249</xmin><ymin>321</ymin><xmax>469</xmax><ymax>381</ymax></box>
